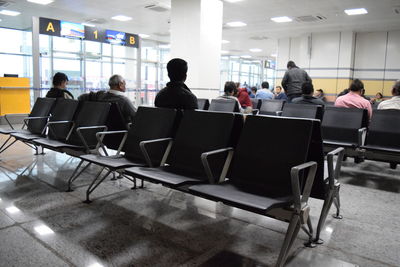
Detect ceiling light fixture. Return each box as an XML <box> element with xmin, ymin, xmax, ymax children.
<box><xmin>221</xmin><ymin>40</ymin><xmax>230</xmax><ymax>44</ymax></box>
<box><xmin>27</xmin><ymin>0</ymin><xmax>54</xmax><ymax>5</ymax></box>
<box><xmin>271</xmin><ymin>16</ymin><xmax>292</xmax><ymax>23</ymax></box>
<box><xmin>226</xmin><ymin>21</ymin><xmax>247</xmax><ymax>27</ymax></box>
<box><xmin>111</xmin><ymin>15</ymin><xmax>132</xmax><ymax>21</ymax></box>
<box><xmin>225</xmin><ymin>0</ymin><xmax>244</xmax><ymax>3</ymax></box>
<box><xmin>344</xmin><ymin>8</ymin><xmax>368</xmax><ymax>15</ymax></box>
<box><xmin>82</xmin><ymin>23</ymin><xmax>95</xmax><ymax>27</ymax></box>
<box><xmin>0</xmin><ymin>10</ymin><xmax>21</xmax><ymax>16</ymax></box>
<box><xmin>249</xmin><ymin>48</ymin><xmax>262</xmax><ymax>52</ymax></box>
<box><xmin>139</xmin><ymin>34</ymin><xmax>150</xmax><ymax>38</ymax></box>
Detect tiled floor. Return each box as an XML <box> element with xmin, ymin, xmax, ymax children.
<box><xmin>0</xmin><ymin>134</ymin><xmax>399</xmax><ymax>267</ymax></box>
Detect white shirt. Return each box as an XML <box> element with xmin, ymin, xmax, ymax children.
<box><xmin>109</xmin><ymin>89</ymin><xmax>125</xmax><ymax>96</ymax></box>
<box><xmin>377</xmin><ymin>96</ymin><xmax>400</xmax><ymax>110</ymax></box>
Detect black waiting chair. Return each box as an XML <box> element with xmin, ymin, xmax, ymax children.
<box><xmin>321</xmin><ymin>106</ymin><xmax>368</xmax><ymax>162</ymax></box>
<box><xmin>361</xmin><ymin>109</ymin><xmax>400</xmax><ymax>169</ymax></box>
<box><xmin>258</xmin><ymin>99</ymin><xmax>285</xmax><ymax>115</ymax></box>
<box><xmin>0</xmin><ymin>97</ymin><xmax>56</xmax><ymax>155</ymax></box>
<box><xmin>197</xmin><ymin>98</ymin><xmax>210</xmax><ymax>110</ymax></box>
<box><xmin>251</xmin><ymin>98</ymin><xmax>262</xmax><ymax>109</ymax></box>
<box><xmin>189</xmin><ymin>115</ymin><xmax>317</xmax><ymax>267</ymax></box>
<box><xmin>281</xmin><ymin>103</ymin><xmax>324</xmax><ymax>120</ymax></box>
<box><xmin>71</xmin><ymin>107</ymin><xmax>178</xmax><ymax>202</ymax></box>
<box><xmin>209</xmin><ymin>98</ymin><xmax>240</xmax><ymax>112</ymax></box>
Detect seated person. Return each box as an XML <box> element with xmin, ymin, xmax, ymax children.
<box><xmin>292</xmin><ymin>82</ymin><xmax>325</xmax><ymax>105</ymax></box>
<box><xmin>335</xmin><ymin>79</ymin><xmax>372</xmax><ymax>118</ymax></box>
<box><xmin>274</xmin><ymin>85</ymin><xmax>287</xmax><ymax>100</ymax></box>
<box><xmin>236</xmin><ymin>86</ymin><xmax>253</xmax><ymax>113</ymax></box>
<box><xmin>314</xmin><ymin>89</ymin><xmax>327</xmax><ymax>102</ymax></box>
<box><xmin>46</xmin><ymin>72</ymin><xmax>74</xmax><ymax>99</ymax></box>
<box><xmin>256</xmin><ymin>81</ymin><xmax>274</xmax><ymax>99</ymax></box>
<box><xmin>378</xmin><ymin>80</ymin><xmax>400</xmax><ymax>110</ymax></box>
<box><xmin>218</xmin><ymin>81</ymin><xmax>248</xmax><ymax>113</ymax></box>
<box><xmin>78</xmin><ymin>74</ymin><xmax>136</xmax><ymax>124</ymax></box>
<box><xmin>249</xmin><ymin>87</ymin><xmax>257</xmax><ymax>98</ymax></box>
<box><xmin>155</xmin><ymin>58</ymin><xmax>198</xmax><ymax>109</ymax></box>
<box><xmin>372</xmin><ymin>92</ymin><xmax>384</xmax><ymax>104</ymax></box>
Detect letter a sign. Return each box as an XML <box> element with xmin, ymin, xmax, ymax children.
<box><xmin>39</xmin><ymin>17</ymin><xmax>61</xmax><ymax>36</ymax></box>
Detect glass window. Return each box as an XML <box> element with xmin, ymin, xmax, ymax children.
<box><xmin>53</xmin><ymin>36</ymin><xmax>81</xmax><ymax>53</ymax></box>
<box><xmin>0</xmin><ymin>28</ymin><xmax>32</xmax><ymax>55</ymax></box>
<box><xmin>0</xmin><ymin>54</ymin><xmax>32</xmax><ymax>78</ymax></box>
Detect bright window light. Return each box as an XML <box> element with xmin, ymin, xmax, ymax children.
<box><xmin>139</xmin><ymin>33</ymin><xmax>150</xmax><ymax>38</ymax></box>
<box><xmin>226</xmin><ymin>21</ymin><xmax>247</xmax><ymax>27</ymax></box>
<box><xmin>249</xmin><ymin>48</ymin><xmax>262</xmax><ymax>52</ymax></box>
<box><xmin>221</xmin><ymin>50</ymin><xmax>229</xmax><ymax>54</ymax></box>
<box><xmin>82</xmin><ymin>23</ymin><xmax>95</xmax><ymax>27</ymax></box>
<box><xmin>0</xmin><ymin>10</ymin><xmax>21</xmax><ymax>16</ymax></box>
<box><xmin>241</xmin><ymin>55</ymin><xmax>252</xmax><ymax>58</ymax></box>
<box><xmin>225</xmin><ymin>0</ymin><xmax>243</xmax><ymax>3</ymax></box>
<box><xmin>87</xmin><ymin>263</ymin><xmax>104</xmax><ymax>267</ymax></box>
<box><xmin>271</xmin><ymin>16</ymin><xmax>292</xmax><ymax>23</ymax></box>
<box><xmin>230</xmin><ymin>56</ymin><xmax>240</xmax><ymax>59</ymax></box>
<box><xmin>111</xmin><ymin>15</ymin><xmax>132</xmax><ymax>21</ymax></box>
<box><xmin>344</xmin><ymin>8</ymin><xmax>368</xmax><ymax>15</ymax></box>
<box><xmin>27</xmin><ymin>0</ymin><xmax>54</xmax><ymax>5</ymax></box>
<box><xmin>159</xmin><ymin>44</ymin><xmax>170</xmax><ymax>49</ymax></box>
<box><xmin>221</xmin><ymin>40</ymin><xmax>230</xmax><ymax>44</ymax></box>
<box><xmin>271</xmin><ymin>53</ymin><xmax>277</xmax><ymax>57</ymax></box>
<box><xmin>34</xmin><ymin>224</ymin><xmax>55</xmax><ymax>235</ymax></box>
<box><xmin>6</xmin><ymin>206</ymin><xmax>20</xmax><ymax>214</ymax></box>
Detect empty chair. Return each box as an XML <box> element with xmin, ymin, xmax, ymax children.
<box><xmin>282</xmin><ymin>103</ymin><xmax>324</xmax><ymax>120</ymax></box>
<box><xmin>361</xmin><ymin>109</ymin><xmax>400</xmax><ymax>169</ymax></box>
<box><xmin>258</xmin><ymin>99</ymin><xmax>285</xmax><ymax>115</ymax></box>
<box><xmin>251</xmin><ymin>98</ymin><xmax>262</xmax><ymax>109</ymax></box>
<box><xmin>197</xmin><ymin>98</ymin><xmax>210</xmax><ymax>110</ymax></box>
<box><xmin>209</xmin><ymin>98</ymin><xmax>240</xmax><ymax>112</ymax></box>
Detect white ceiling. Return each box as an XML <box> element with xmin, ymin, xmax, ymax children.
<box><xmin>1</xmin><ymin>0</ymin><xmax>400</xmax><ymax>59</ymax></box>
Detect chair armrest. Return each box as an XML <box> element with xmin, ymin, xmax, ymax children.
<box><xmin>358</xmin><ymin>127</ymin><xmax>367</xmax><ymax>146</ymax></box>
<box><xmin>4</xmin><ymin>113</ymin><xmax>29</xmax><ymax>129</ymax></box>
<box><xmin>23</xmin><ymin>116</ymin><xmax>50</xmax><ymax>128</ymax></box>
<box><xmin>76</xmin><ymin>125</ymin><xmax>108</xmax><ymax>152</ymax></box>
<box><xmin>290</xmin><ymin>161</ymin><xmax>317</xmax><ymax>212</ymax></box>
<box><xmin>95</xmin><ymin>130</ymin><xmax>128</xmax><ymax>156</ymax></box>
<box><xmin>201</xmin><ymin>147</ymin><xmax>234</xmax><ymax>184</ymax></box>
<box><xmin>252</xmin><ymin>109</ymin><xmax>259</xmax><ymax>115</ymax></box>
<box><xmin>276</xmin><ymin>111</ymin><xmax>283</xmax><ymax>116</ymax></box>
<box><xmin>45</xmin><ymin>120</ymin><xmax>73</xmax><ymax>136</ymax></box>
<box><xmin>326</xmin><ymin>147</ymin><xmax>345</xmax><ymax>188</ymax></box>
<box><xmin>139</xmin><ymin>137</ymin><xmax>173</xmax><ymax>167</ymax></box>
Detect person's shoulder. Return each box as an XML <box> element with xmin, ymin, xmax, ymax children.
<box><xmin>292</xmin><ymin>97</ymin><xmax>302</xmax><ymax>103</ymax></box>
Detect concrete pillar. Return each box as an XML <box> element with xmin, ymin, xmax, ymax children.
<box><xmin>170</xmin><ymin>0</ymin><xmax>223</xmax><ymax>99</ymax></box>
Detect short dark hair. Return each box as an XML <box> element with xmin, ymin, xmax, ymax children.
<box><xmin>251</xmin><ymin>86</ymin><xmax>257</xmax><ymax>92</ymax></box>
<box><xmin>317</xmin><ymin>89</ymin><xmax>324</xmax><ymax>93</ymax></box>
<box><xmin>167</xmin><ymin>58</ymin><xmax>188</xmax><ymax>81</ymax></box>
<box><xmin>287</xmin><ymin>61</ymin><xmax>297</xmax><ymax>69</ymax></box>
<box><xmin>224</xmin><ymin>81</ymin><xmax>237</xmax><ymax>94</ymax></box>
<box><xmin>301</xmin><ymin>82</ymin><xmax>314</xmax><ymax>95</ymax></box>
<box><xmin>349</xmin><ymin>79</ymin><xmax>364</xmax><ymax>92</ymax></box>
<box><xmin>393</xmin><ymin>80</ymin><xmax>400</xmax><ymax>95</ymax></box>
<box><xmin>261</xmin><ymin>81</ymin><xmax>269</xmax><ymax>89</ymax></box>
<box><xmin>53</xmin><ymin>72</ymin><xmax>68</xmax><ymax>86</ymax></box>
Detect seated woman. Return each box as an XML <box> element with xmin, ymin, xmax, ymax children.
<box><xmin>218</xmin><ymin>81</ymin><xmax>252</xmax><ymax>113</ymax></box>
<box><xmin>46</xmin><ymin>72</ymin><xmax>74</xmax><ymax>99</ymax></box>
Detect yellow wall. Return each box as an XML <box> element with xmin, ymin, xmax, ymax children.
<box><xmin>0</xmin><ymin>77</ymin><xmax>31</xmax><ymax>115</ymax></box>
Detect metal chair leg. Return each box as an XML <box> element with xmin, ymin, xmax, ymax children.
<box><xmin>84</xmin><ymin>169</ymin><xmax>112</xmax><ymax>203</ymax></box>
<box><xmin>0</xmin><ymin>136</ymin><xmax>13</xmax><ymax>152</ymax></box>
<box><xmin>66</xmin><ymin>160</ymin><xmax>91</xmax><ymax>192</ymax></box>
<box><xmin>276</xmin><ymin>214</ymin><xmax>300</xmax><ymax>267</ymax></box>
<box><xmin>0</xmin><ymin>139</ymin><xmax>17</xmax><ymax>154</ymax></box>
<box><xmin>332</xmin><ymin>188</ymin><xmax>343</xmax><ymax>219</ymax></box>
<box><xmin>301</xmin><ymin>216</ymin><xmax>316</xmax><ymax>248</ymax></box>
<box><xmin>314</xmin><ymin>190</ymin><xmax>335</xmax><ymax>244</ymax></box>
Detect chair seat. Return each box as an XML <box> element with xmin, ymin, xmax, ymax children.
<box><xmin>323</xmin><ymin>140</ymin><xmax>357</xmax><ymax>148</ymax></box>
<box><xmin>34</xmin><ymin>138</ymin><xmax>83</xmax><ymax>150</ymax></box>
<box><xmin>125</xmin><ymin>166</ymin><xmax>205</xmax><ymax>187</ymax></box>
<box><xmin>11</xmin><ymin>131</ymin><xmax>42</xmax><ymax>141</ymax></box>
<box><xmin>189</xmin><ymin>182</ymin><xmax>293</xmax><ymax>213</ymax></box>
<box><xmin>0</xmin><ymin>128</ymin><xmax>19</xmax><ymax>134</ymax></box>
<box><xmin>362</xmin><ymin>145</ymin><xmax>400</xmax><ymax>154</ymax></box>
<box><xmin>80</xmin><ymin>154</ymin><xmax>144</xmax><ymax>169</ymax></box>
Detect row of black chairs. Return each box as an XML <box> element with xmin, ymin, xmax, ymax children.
<box><xmin>0</xmin><ymin>97</ymin><xmax>346</xmax><ymax>267</ymax></box>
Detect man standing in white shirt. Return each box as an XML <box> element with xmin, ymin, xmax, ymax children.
<box><xmin>378</xmin><ymin>80</ymin><xmax>400</xmax><ymax>110</ymax></box>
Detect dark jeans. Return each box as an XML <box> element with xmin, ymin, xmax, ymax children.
<box><xmin>287</xmin><ymin>93</ymin><xmax>302</xmax><ymax>103</ymax></box>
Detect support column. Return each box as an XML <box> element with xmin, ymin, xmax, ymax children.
<box><xmin>32</xmin><ymin>16</ymin><xmax>41</xmax><ymax>100</ymax></box>
<box><xmin>170</xmin><ymin>0</ymin><xmax>223</xmax><ymax>99</ymax></box>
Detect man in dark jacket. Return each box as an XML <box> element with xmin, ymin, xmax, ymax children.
<box><xmin>46</xmin><ymin>72</ymin><xmax>74</xmax><ymax>99</ymax></box>
<box><xmin>78</xmin><ymin>74</ymin><xmax>136</xmax><ymax>124</ymax></box>
<box><xmin>155</xmin><ymin>58</ymin><xmax>198</xmax><ymax>109</ymax></box>
<box><xmin>292</xmin><ymin>82</ymin><xmax>325</xmax><ymax>105</ymax></box>
<box><xmin>281</xmin><ymin>61</ymin><xmax>312</xmax><ymax>102</ymax></box>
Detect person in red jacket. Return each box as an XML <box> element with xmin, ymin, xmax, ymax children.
<box><xmin>236</xmin><ymin>84</ymin><xmax>253</xmax><ymax>114</ymax></box>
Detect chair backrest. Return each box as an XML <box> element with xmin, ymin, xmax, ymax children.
<box><xmin>251</xmin><ymin>98</ymin><xmax>262</xmax><ymax>109</ymax></box>
<box><xmin>321</xmin><ymin>106</ymin><xmax>368</xmax><ymax>145</ymax></box>
<box><xmin>259</xmin><ymin>99</ymin><xmax>285</xmax><ymax>115</ymax></box>
<box><xmin>197</xmin><ymin>98</ymin><xmax>210</xmax><ymax>110</ymax></box>
<box><xmin>166</xmin><ymin>110</ymin><xmax>237</xmax><ymax>180</ymax></box>
<box><xmin>48</xmin><ymin>98</ymin><xmax>79</xmax><ymax>140</ymax></box>
<box><xmin>228</xmin><ymin>115</ymin><xmax>313</xmax><ymax>197</ymax></box>
<box><xmin>209</xmin><ymin>98</ymin><xmax>240</xmax><ymax>112</ymax></box>
<box><xmin>282</xmin><ymin>103</ymin><xmax>324</xmax><ymax>120</ymax></box>
<box><xmin>67</xmin><ymin>101</ymin><xmax>111</xmax><ymax>148</ymax></box>
<box><xmin>365</xmin><ymin>109</ymin><xmax>400</xmax><ymax>149</ymax></box>
<box><xmin>123</xmin><ymin>106</ymin><xmax>178</xmax><ymax>166</ymax></box>
<box><xmin>27</xmin><ymin>97</ymin><xmax>56</xmax><ymax>134</ymax></box>
<box><xmin>102</xmin><ymin>102</ymin><xmax>129</xmax><ymax>150</ymax></box>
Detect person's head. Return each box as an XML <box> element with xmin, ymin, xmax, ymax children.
<box><xmin>108</xmin><ymin>74</ymin><xmax>126</xmax><ymax>92</ymax></box>
<box><xmin>301</xmin><ymin>82</ymin><xmax>314</xmax><ymax>96</ymax></box>
<box><xmin>315</xmin><ymin>89</ymin><xmax>324</xmax><ymax>97</ymax></box>
<box><xmin>235</xmin><ymin>82</ymin><xmax>240</xmax><ymax>89</ymax></box>
<box><xmin>261</xmin><ymin>81</ymin><xmax>269</xmax><ymax>89</ymax></box>
<box><xmin>275</xmin><ymin>86</ymin><xmax>282</xmax><ymax>94</ymax></box>
<box><xmin>375</xmin><ymin>92</ymin><xmax>383</xmax><ymax>99</ymax></box>
<box><xmin>349</xmin><ymin>79</ymin><xmax>364</xmax><ymax>94</ymax></box>
<box><xmin>287</xmin><ymin>60</ymin><xmax>297</xmax><ymax>69</ymax></box>
<box><xmin>167</xmin><ymin>58</ymin><xmax>188</xmax><ymax>82</ymax></box>
<box><xmin>224</xmin><ymin>81</ymin><xmax>237</xmax><ymax>96</ymax></box>
<box><xmin>52</xmin><ymin>72</ymin><xmax>68</xmax><ymax>89</ymax></box>
<box><xmin>251</xmin><ymin>86</ymin><xmax>257</xmax><ymax>94</ymax></box>
<box><xmin>392</xmin><ymin>80</ymin><xmax>400</xmax><ymax>96</ymax></box>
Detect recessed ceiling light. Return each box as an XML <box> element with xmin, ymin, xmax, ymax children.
<box><xmin>344</xmin><ymin>8</ymin><xmax>368</xmax><ymax>15</ymax></box>
<box><xmin>111</xmin><ymin>15</ymin><xmax>132</xmax><ymax>21</ymax></box>
<box><xmin>82</xmin><ymin>23</ymin><xmax>95</xmax><ymax>27</ymax></box>
<box><xmin>226</xmin><ymin>21</ymin><xmax>247</xmax><ymax>27</ymax></box>
<box><xmin>241</xmin><ymin>55</ymin><xmax>252</xmax><ymax>58</ymax></box>
<box><xmin>249</xmin><ymin>48</ymin><xmax>262</xmax><ymax>53</ymax></box>
<box><xmin>34</xmin><ymin>224</ymin><xmax>55</xmax><ymax>235</ymax></box>
<box><xmin>225</xmin><ymin>0</ymin><xmax>243</xmax><ymax>3</ymax></box>
<box><xmin>271</xmin><ymin>16</ymin><xmax>292</xmax><ymax>23</ymax></box>
<box><xmin>0</xmin><ymin>10</ymin><xmax>21</xmax><ymax>16</ymax></box>
<box><xmin>221</xmin><ymin>50</ymin><xmax>229</xmax><ymax>54</ymax></box>
<box><xmin>271</xmin><ymin>53</ymin><xmax>277</xmax><ymax>57</ymax></box>
<box><xmin>222</xmin><ymin>40</ymin><xmax>230</xmax><ymax>44</ymax></box>
<box><xmin>139</xmin><ymin>34</ymin><xmax>150</xmax><ymax>38</ymax></box>
<box><xmin>6</xmin><ymin>206</ymin><xmax>20</xmax><ymax>214</ymax></box>
<box><xmin>27</xmin><ymin>0</ymin><xmax>54</xmax><ymax>5</ymax></box>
